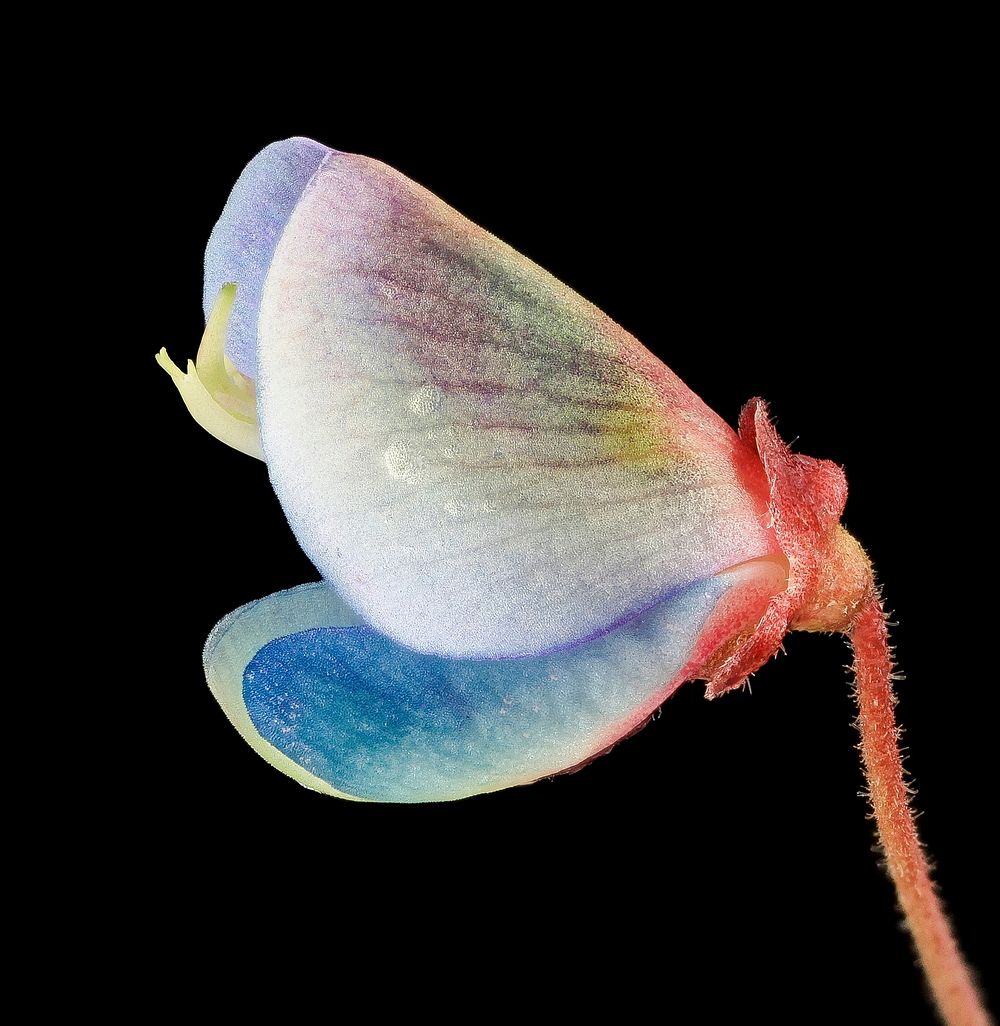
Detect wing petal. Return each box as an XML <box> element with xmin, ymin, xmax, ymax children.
<box><xmin>206</xmin><ymin>560</ymin><xmax>783</xmax><ymax>803</ymax></box>
<box><xmin>257</xmin><ymin>152</ymin><xmax>777</xmax><ymax>656</ymax></box>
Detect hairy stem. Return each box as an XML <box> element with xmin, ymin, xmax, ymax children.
<box><xmin>851</xmin><ymin>600</ymin><xmax>991</xmax><ymax>1026</ymax></box>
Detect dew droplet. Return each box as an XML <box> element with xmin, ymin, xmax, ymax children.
<box><xmin>409</xmin><ymin>384</ymin><xmax>444</xmax><ymax>417</ymax></box>
<box><xmin>385</xmin><ymin>440</ymin><xmax>417</xmax><ymax>481</ymax></box>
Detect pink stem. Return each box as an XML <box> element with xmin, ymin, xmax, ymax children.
<box><xmin>851</xmin><ymin>600</ymin><xmax>992</xmax><ymax>1026</ymax></box>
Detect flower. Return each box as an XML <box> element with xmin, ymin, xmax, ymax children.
<box><xmin>159</xmin><ymin>138</ymin><xmax>868</xmax><ymax>803</ymax></box>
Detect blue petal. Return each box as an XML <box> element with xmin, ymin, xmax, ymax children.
<box><xmin>220</xmin><ymin>561</ymin><xmax>781</xmax><ymax>802</ymax></box>
<box><xmin>204</xmin><ymin>581</ymin><xmax>363</xmax><ymax>798</ymax></box>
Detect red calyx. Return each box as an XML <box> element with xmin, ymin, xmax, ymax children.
<box><xmin>703</xmin><ymin>398</ymin><xmax>874</xmax><ymax>698</ymax></box>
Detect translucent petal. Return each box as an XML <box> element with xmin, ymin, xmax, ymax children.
<box><xmin>203</xmin><ymin>137</ymin><xmax>332</xmax><ymax>378</ymax></box>
<box><xmin>204</xmin><ymin>581</ymin><xmax>364</xmax><ymax>799</ymax></box>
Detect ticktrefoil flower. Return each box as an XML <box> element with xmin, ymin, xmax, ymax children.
<box><xmin>160</xmin><ymin>138</ymin><xmax>869</xmax><ymax>803</ymax></box>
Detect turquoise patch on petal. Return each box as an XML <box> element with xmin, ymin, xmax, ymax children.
<box><xmin>242</xmin><ymin>575</ymin><xmax>735</xmax><ymax>802</ymax></box>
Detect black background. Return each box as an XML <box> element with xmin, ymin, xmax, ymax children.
<box><xmin>138</xmin><ymin>98</ymin><xmax>993</xmax><ymax>1021</ymax></box>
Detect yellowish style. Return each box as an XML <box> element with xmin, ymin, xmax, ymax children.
<box><xmin>156</xmin><ymin>284</ymin><xmax>264</xmax><ymax>459</ymax></box>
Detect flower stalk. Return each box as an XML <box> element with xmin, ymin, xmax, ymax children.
<box><xmin>851</xmin><ymin>600</ymin><xmax>991</xmax><ymax>1026</ymax></box>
